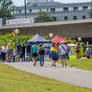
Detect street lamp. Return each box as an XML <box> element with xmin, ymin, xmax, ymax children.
<box><xmin>15</xmin><ymin>29</ymin><xmax>19</xmax><ymax>44</ymax></box>
<box><xmin>78</xmin><ymin>37</ymin><xmax>81</xmax><ymax>42</ymax></box>
<box><xmin>24</xmin><ymin>0</ymin><xmax>27</xmax><ymax>18</ymax></box>
<box><xmin>49</xmin><ymin>33</ymin><xmax>53</xmax><ymax>38</ymax></box>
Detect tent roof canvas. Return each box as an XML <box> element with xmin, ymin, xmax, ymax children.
<box><xmin>27</xmin><ymin>34</ymin><xmax>50</xmax><ymax>43</ymax></box>
<box><xmin>51</xmin><ymin>35</ymin><xmax>68</xmax><ymax>43</ymax></box>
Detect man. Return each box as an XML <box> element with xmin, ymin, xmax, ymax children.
<box><xmin>59</xmin><ymin>41</ymin><xmax>67</xmax><ymax>67</ymax></box>
<box><xmin>38</xmin><ymin>43</ymin><xmax>45</xmax><ymax>66</ymax></box>
<box><xmin>16</xmin><ymin>42</ymin><xmax>21</xmax><ymax>62</ymax></box>
<box><xmin>22</xmin><ymin>43</ymin><xmax>26</xmax><ymax>62</ymax></box>
<box><xmin>26</xmin><ymin>43</ymin><xmax>31</xmax><ymax>61</ymax></box>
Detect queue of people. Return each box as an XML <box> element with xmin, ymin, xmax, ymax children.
<box><xmin>0</xmin><ymin>40</ymin><xmax>91</xmax><ymax>67</ymax></box>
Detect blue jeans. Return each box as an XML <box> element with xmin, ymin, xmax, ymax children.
<box><xmin>39</xmin><ymin>55</ymin><xmax>44</xmax><ymax>66</ymax></box>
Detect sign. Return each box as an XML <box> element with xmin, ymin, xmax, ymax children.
<box><xmin>0</xmin><ymin>18</ymin><xmax>2</xmax><ymax>27</ymax></box>
<box><xmin>44</xmin><ymin>46</ymin><xmax>50</xmax><ymax>55</ymax></box>
<box><xmin>6</xmin><ymin>18</ymin><xmax>34</xmax><ymax>25</ymax></box>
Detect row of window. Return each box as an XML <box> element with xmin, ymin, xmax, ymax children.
<box><xmin>64</xmin><ymin>15</ymin><xmax>86</xmax><ymax>20</ymax></box>
<box><xmin>18</xmin><ymin>6</ymin><xmax>89</xmax><ymax>13</ymax></box>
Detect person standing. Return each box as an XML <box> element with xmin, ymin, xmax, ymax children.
<box><xmin>22</xmin><ymin>43</ymin><xmax>26</xmax><ymax>62</ymax></box>
<box><xmin>76</xmin><ymin>42</ymin><xmax>81</xmax><ymax>59</ymax></box>
<box><xmin>49</xmin><ymin>44</ymin><xmax>59</xmax><ymax>67</ymax></box>
<box><xmin>32</xmin><ymin>43</ymin><xmax>38</xmax><ymax>66</ymax></box>
<box><xmin>16</xmin><ymin>42</ymin><xmax>21</xmax><ymax>62</ymax></box>
<box><xmin>85</xmin><ymin>45</ymin><xmax>90</xmax><ymax>59</ymax></box>
<box><xmin>1</xmin><ymin>44</ymin><xmax>6</xmax><ymax>62</ymax></box>
<box><xmin>26</xmin><ymin>43</ymin><xmax>31</xmax><ymax>62</ymax></box>
<box><xmin>59</xmin><ymin>41</ymin><xmax>67</xmax><ymax>67</ymax></box>
<box><xmin>38</xmin><ymin>43</ymin><xmax>45</xmax><ymax>66</ymax></box>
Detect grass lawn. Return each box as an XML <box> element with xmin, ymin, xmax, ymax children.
<box><xmin>0</xmin><ymin>63</ymin><xmax>92</xmax><ymax>92</ymax></box>
<box><xmin>58</xmin><ymin>59</ymin><xmax>92</xmax><ymax>71</ymax></box>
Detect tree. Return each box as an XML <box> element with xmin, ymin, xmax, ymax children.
<box><xmin>35</xmin><ymin>11</ymin><xmax>55</xmax><ymax>23</ymax></box>
<box><xmin>0</xmin><ymin>0</ymin><xmax>16</xmax><ymax>19</ymax></box>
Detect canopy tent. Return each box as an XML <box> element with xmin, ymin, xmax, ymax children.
<box><xmin>51</xmin><ymin>35</ymin><xmax>68</xmax><ymax>43</ymax></box>
<box><xmin>27</xmin><ymin>34</ymin><xmax>51</xmax><ymax>43</ymax></box>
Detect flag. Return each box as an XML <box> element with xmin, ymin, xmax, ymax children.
<box><xmin>13</xmin><ymin>31</ymin><xmax>15</xmax><ymax>37</ymax></box>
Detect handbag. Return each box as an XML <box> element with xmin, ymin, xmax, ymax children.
<box><xmin>62</xmin><ymin>46</ymin><xmax>68</xmax><ymax>56</ymax></box>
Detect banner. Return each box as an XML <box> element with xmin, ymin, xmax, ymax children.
<box><xmin>6</xmin><ymin>18</ymin><xmax>34</xmax><ymax>25</ymax></box>
<box><xmin>0</xmin><ymin>18</ymin><xmax>2</xmax><ymax>27</ymax></box>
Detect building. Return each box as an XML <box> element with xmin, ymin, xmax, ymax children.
<box><xmin>13</xmin><ymin>1</ymin><xmax>92</xmax><ymax>21</ymax></box>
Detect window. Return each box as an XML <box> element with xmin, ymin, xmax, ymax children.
<box><xmin>29</xmin><ymin>9</ymin><xmax>32</xmax><ymax>13</ymax></box>
<box><xmin>73</xmin><ymin>7</ymin><xmax>78</xmax><ymax>11</ymax></box>
<box><xmin>63</xmin><ymin>7</ymin><xmax>68</xmax><ymax>11</ymax></box>
<box><xmin>82</xmin><ymin>16</ymin><xmax>86</xmax><ymax>19</ymax></box>
<box><xmin>64</xmin><ymin>16</ymin><xmax>68</xmax><ymax>20</ymax></box>
<box><xmin>73</xmin><ymin>16</ymin><xmax>77</xmax><ymax>20</ymax></box>
<box><xmin>83</xmin><ymin>6</ymin><xmax>88</xmax><ymax>10</ymax></box>
<box><xmin>19</xmin><ymin>9</ymin><xmax>22</xmax><ymax>13</ymax></box>
<box><xmin>40</xmin><ymin>9</ymin><xmax>41</xmax><ymax>11</ymax></box>
<box><xmin>47</xmin><ymin>8</ymin><xmax>49</xmax><ymax>11</ymax></box>
<box><xmin>50</xmin><ymin>8</ymin><xmax>55</xmax><ymax>12</ymax></box>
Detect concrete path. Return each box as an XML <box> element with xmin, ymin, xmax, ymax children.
<box><xmin>5</xmin><ymin>62</ymin><xmax>92</xmax><ymax>89</ymax></box>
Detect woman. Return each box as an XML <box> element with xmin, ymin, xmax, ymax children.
<box><xmin>49</xmin><ymin>44</ymin><xmax>59</xmax><ymax>67</ymax></box>
<box><xmin>76</xmin><ymin>42</ymin><xmax>81</xmax><ymax>59</ymax></box>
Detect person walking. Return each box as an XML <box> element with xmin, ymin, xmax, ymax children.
<box><xmin>32</xmin><ymin>43</ymin><xmax>38</xmax><ymax>66</ymax></box>
<box><xmin>38</xmin><ymin>43</ymin><xmax>45</xmax><ymax>66</ymax></box>
<box><xmin>59</xmin><ymin>41</ymin><xmax>67</xmax><ymax>67</ymax></box>
<box><xmin>49</xmin><ymin>44</ymin><xmax>59</xmax><ymax>67</ymax></box>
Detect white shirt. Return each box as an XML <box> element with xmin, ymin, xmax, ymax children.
<box><xmin>1</xmin><ymin>46</ymin><xmax>6</xmax><ymax>53</ymax></box>
<box><xmin>13</xmin><ymin>49</ymin><xmax>16</xmax><ymax>55</ymax></box>
<box><xmin>59</xmin><ymin>44</ymin><xmax>67</xmax><ymax>55</ymax></box>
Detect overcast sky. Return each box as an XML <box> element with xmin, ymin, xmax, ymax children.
<box><xmin>12</xmin><ymin>0</ymin><xmax>91</xmax><ymax>6</ymax></box>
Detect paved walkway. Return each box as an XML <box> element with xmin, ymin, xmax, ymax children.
<box><xmin>5</xmin><ymin>62</ymin><xmax>92</xmax><ymax>89</ymax></box>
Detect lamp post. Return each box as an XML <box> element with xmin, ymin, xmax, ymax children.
<box><xmin>24</xmin><ymin>0</ymin><xmax>27</xmax><ymax>18</ymax></box>
<box><xmin>49</xmin><ymin>33</ymin><xmax>53</xmax><ymax>39</ymax></box>
<box><xmin>78</xmin><ymin>37</ymin><xmax>81</xmax><ymax>42</ymax></box>
<box><xmin>15</xmin><ymin>29</ymin><xmax>19</xmax><ymax>44</ymax></box>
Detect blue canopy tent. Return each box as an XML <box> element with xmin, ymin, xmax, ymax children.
<box><xmin>27</xmin><ymin>34</ymin><xmax>51</xmax><ymax>43</ymax></box>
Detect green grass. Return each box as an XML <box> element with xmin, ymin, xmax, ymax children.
<box><xmin>0</xmin><ymin>63</ymin><xmax>92</xmax><ymax>92</ymax></box>
<box><xmin>58</xmin><ymin>59</ymin><xmax>92</xmax><ymax>71</ymax></box>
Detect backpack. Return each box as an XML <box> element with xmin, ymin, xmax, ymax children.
<box><xmin>39</xmin><ymin>48</ymin><xmax>45</xmax><ymax>55</ymax></box>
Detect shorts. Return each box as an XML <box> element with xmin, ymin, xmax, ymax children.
<box><xmin>32</xmin><ymin>53</ymin><xmax>38</xmax><ymax>57</ymax></box>
<box><xmin>61</xmin><ymin>54</ymin><xmax>66</xmax><ymax>59</ymax></box>
<box><xmin>52</xmin><ymin>57</ymin><xmax>57</xmax><ymax>61</ymax></box>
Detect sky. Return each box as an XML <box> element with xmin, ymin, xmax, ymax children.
<box><xmin>12</xmin><ymin>0</ymin><xmax>92</xmax><ymax>6</ymax></box>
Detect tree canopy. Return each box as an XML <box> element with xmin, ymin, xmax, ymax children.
<box><xmin>0</xmin><ymin>0</ymin><xmax>16</xmax><ymax>19</ymax></box>
<box><xmin>35</xmin><ymin>11</ymin><xmax>56</xmax><ymax>23</ymax></box>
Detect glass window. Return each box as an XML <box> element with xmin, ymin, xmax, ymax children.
<box><xmin>73</xmin><ymin>16</ymin><xmax>77</xmax><ymax>20</ymax></box>
<box><xmin>82</xmin><ymin>16</ymin><xmax>86</xmax><ymax>19</ymax></box>
<box><xmin>19</xmin><ymin>10</ymin><xmax>22</xmax><ymax>13</ymax></box>
<box><xmin>29</xmin><ymin>9</ymin><xmax>32</xmax><ymax>13</ymax></box>
<box><xmin>64</xmin><ymin>16</ymin><xmax>68</xmax><ymax>20</ymax></box>
<box><xmin>63</xmin><ymin>7</ymin><xmax>68</xmax><ymax>11</ymax></box>
<box><xmin>83</xmin><ymin>6</ymin><xmax>88</xmax><ymax>10</ymax></box>
<box><xmin>73</xmin><ymin>7</ymin><xmax>78</xmax><ymax>11</ymax></box>
<box><xmin>50</xmin><ymin>8</ymin><xmax>55</xmax><ymax>12</ymax></box>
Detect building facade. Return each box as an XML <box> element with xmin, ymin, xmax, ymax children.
<box><xmin>13</xmin><ymin>1</ymin><xmax>92</xmax><ymax>21</ymax></box>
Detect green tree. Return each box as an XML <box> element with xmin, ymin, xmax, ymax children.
<box><xmin>35</xmin><ymin>11</ymin><xmax>55</xmax><ymax>23</ymax></box>
<box><xmin>0</xmin><ymin>0</ymin><xmax>16</xmax><ymax>21</ymax></box>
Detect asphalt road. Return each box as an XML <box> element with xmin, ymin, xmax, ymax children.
<box><xmin>5</xmin><ymin>62</ymin><xmax>92</xmax><ymax>89</ymax></box>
